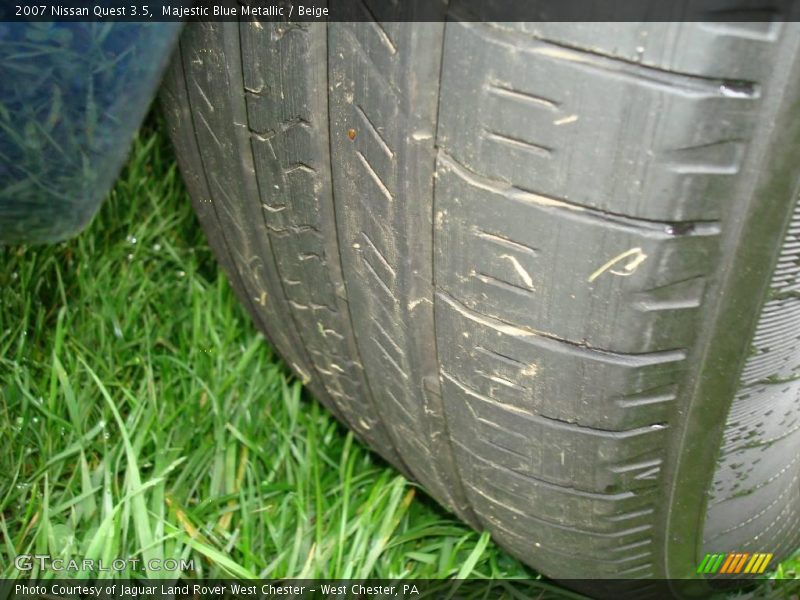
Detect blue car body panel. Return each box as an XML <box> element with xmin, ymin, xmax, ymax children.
<box><xmin>0</xmin><ymin>22</ymin><xmax>182</xmax><ymax>244</ymax></box>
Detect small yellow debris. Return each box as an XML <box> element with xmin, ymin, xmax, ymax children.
<box><xmin>500</xmin><ymin>254</ymin><xmax>534</xmax><ymax>289</ymax></box>
<box><xmin>554</xmin><ymin>114</ymin><xmax>579</xmax><ymax>125</ymax></box>
<box><xmin>588</xmin><ymin>247</ymin><xmax>648</xmax><ymax>283</ymax></box>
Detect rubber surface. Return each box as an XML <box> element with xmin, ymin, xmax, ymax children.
<box><xmin>704</xmin><ymin>200</ymin><xmax>800</xmax><ymax>559</ymax></box>
<box><xmin>161</xmin><ymin>16</ymin><xmax>800</xmax><ymax>593</ymax></box>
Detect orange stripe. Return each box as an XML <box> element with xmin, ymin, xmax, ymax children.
<box><xmin>733</xmin><ymin>553</ymin><xmax>749</xmax><ymax>573</ymax></box>
<box><xmin>758</xmin><ymin>554</ymin><xmax>773</xmax><ymax>574</ymax></box>
<box><xmin>720</xmin><ymin>553</ymin><xmax>737</xmax><ymax>574</ymax></box>
<box><xmin>730</xmin><ymin>553</ymin><xmax>743</xmax><ymax>573</ymax></box>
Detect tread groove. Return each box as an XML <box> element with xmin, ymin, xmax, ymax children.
<box><xmin>438</xmin><ymin>149</ymin><xmax>721</xmax><ymax>237</ymax></box>
<box><xmin>355</xmin><ymin>104</ymin><xmax>395</xmax><ymax>158</ymax></box>
<box><xmin>486</xmin><ymin>81</ymin><xmax>559</xmax><ymax>109</ymax></box>
<box><xmin>478</xmin><ymin>22</ymin><xmax>761</xmax><ymax>100</ymax></box>
<box><xmin>483</xmin><ymin>129</ymin><xmax>553</xmax><ymax>158</ymax></box>
<box><xmin>325</xmin><ymin>22</ymin><xmax>415</xmax><ymax>476</ymax></box>
<box><xmin>355</xmin><ymin>150</ymin><xmax>394</xmax><ymax>203</ymax></box>
<box><xmin>438</xmin><ymin>290</ymin><xmax>688</xmax><ymax>367</ymax></box>
<box><xmin>443</xmin><ymin>370</ymin><xmax>668</xmax><ymax>436</ymax></box>
<box><xmin>431</xmin><ymin>20</ymin><xmax>483</xmax><ymax>527</ymax></box>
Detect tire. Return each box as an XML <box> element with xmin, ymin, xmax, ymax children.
<box><xmin>159</xmin><ymin>15</ymin><xmax>800</xmax><ymax>595</ymax></box>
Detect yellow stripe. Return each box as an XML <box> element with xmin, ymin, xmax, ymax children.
<box><xmin>753</xmin><ymin>554</ymin><xmax>767</xmax><ymax>573</ymax></box>
<box><xmin>758</xmin><ymin>553</ymin><xmax>773</xmax><ymax>574</ymax></box>
<box><xmin>744</xmin><ymin>554</ymin><xmax>761</xmax><ymax>574</ymax></box>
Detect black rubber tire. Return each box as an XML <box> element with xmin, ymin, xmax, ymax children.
<box><xmin>160</xmin><ymin>16</ymin><xmax>800</xmax><ymax>595</ymax></box>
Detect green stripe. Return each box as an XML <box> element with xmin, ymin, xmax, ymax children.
<box><xmin>704</xmin><ymin>554</ymin><xmax>721</xmax><ymax>574</ymax></box>
<box><xmin>696</xmin><ymin>554</ymin><xmax>712</xmax><ymax>574</ymax></box>
<box><xmin>710</xmin><ymin>554</ymin><xmax>726</xmax><ymax>574</ymax></box>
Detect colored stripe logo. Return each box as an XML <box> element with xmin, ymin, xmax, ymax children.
<box><xmin>697</xmin><ymin>552</ymin><xmax>773</xmax><ymax>574</ymax></box>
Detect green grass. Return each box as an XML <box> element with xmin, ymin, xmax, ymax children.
<box><xmin>0</xmin><ymin>117</ymin><xmax>797</xmax><ymax>598</ymax></box>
